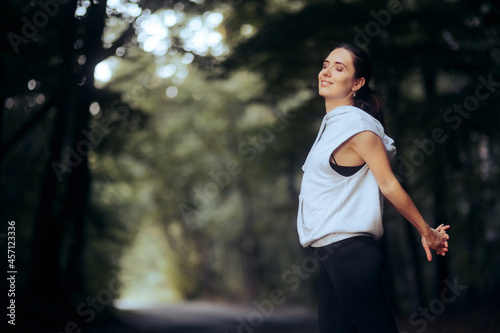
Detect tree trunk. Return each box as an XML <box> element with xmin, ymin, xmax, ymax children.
<box><xmin>62</xmin><ymin>0</ymin><xmax>107</xmax><ymax>301</ymax></box>
<box><xmin>27</xmin><ymin>0</ymin><xmax>80</xmax><ymax>302</ymax></box>
<box><xmin>28</xmin><ymin>98</ymin><xmax>69</xmax><ymax>300</ymax></box>
<box><xmin>61</xmin><ymin>97</ymin><xmax>91</xmax><ymax>299</ymax></box>
<box><xmin>236</xmin><ymin>176</ymin><xmax>262</xmax><ymax>299</ymax></box>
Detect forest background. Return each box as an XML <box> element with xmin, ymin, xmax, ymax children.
<box><xmin>1</xmin><ymin>0</ymin><xmax>499</xmax><ymax>332</ymax></box>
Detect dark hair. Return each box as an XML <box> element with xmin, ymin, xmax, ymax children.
<box><xmin>335</xmin><ymin>42</ymin><xmax>385</xmax><ymax>128</ymax></box>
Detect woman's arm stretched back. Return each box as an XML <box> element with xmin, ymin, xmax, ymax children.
<box><xmin>341</xmin><ymin>130</ymin><xmax>449</xmax><ymax>261</ymax></box>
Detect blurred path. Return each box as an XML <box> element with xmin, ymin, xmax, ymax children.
<box><xmin>116</xmin><ymin>301</ymin><xmax>319</xmax><ymax>333</ymax></box>
<box><xmin>113</xmin><ymin>301</ymin><xmax>499</xmax><ymax>333</ymax></box>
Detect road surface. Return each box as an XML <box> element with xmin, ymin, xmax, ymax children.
<box><xmin>117</xmin><ymin>301</ymin><xmax>318</xmax><ymax>333</ymax></box>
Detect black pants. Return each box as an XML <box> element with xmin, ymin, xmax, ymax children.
<box><xmin>314</xmin><ymin>236</ymin><xmax>399</xmax><ymax>333</ymax></box>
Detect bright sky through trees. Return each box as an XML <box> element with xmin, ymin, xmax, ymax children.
<box><xmin>94</xmin><ymin>2</ymin><xmax>226</xmax><ymax>86</ymax></box>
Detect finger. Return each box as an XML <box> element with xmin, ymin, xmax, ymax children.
<box><xmin>440</xmin><ymin>231</ymin><xmax>450</xmax><ymax>239</ymax></box>
<box><xmin>439</xmin><ymin>226</ymin><xmax>450</xmax><ymax>234</ymax></box>
<box><xmin>425</xmin><ymin>246</ymin><xmax>432</xmax><ymax>262</ymax></box>
<box><xmin>437</xmin><ymin>225</ymin><xmax>449</xmax><ymax>232</ymax></box>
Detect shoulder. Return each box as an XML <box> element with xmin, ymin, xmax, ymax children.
<box><xmin>339</xmin><ymin>108</ymin><xmax>387</xmax><ymax>146</ymax></box>
<box><xmin>349</xmin><ymin>130</ymin><xmax>382</xmax><ymax>148</ymax></box>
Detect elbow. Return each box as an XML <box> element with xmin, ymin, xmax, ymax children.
<box><xmin>379</xmin><ymin>177</ymin><xmax>400</xmax><ymax>198</ymax></box>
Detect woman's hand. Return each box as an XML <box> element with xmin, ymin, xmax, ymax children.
<box><xmin>421</xmin><ymin>224</ymin><xmax>450</xmax><ymax>262</ymax></box>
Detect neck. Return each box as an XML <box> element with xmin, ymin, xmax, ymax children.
<box><xmin>325</xmin><ymin>97</ymin><xmax>354</xmax><ymax>113</ymax></box>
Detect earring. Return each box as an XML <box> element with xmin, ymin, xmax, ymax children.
<box><xmin>353</xmin><ymin>92</ymin><xmax>356</xmax><ymax>97</ymax></box>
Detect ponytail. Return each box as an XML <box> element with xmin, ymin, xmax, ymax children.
<box><xmin>354</xmin><ymin>85</ymin><xmax>385</xmax><ymax>128</ymax></box>
<box><xmin>335</xmin><ymin>42</ymin><xmax>385</xmax><ymax>128</ymax></box>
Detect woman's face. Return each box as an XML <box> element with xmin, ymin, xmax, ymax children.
<box><xmin>318</xmin><ymin>48</ymin><xmax>361</xmax><ymax>101</ymax></box>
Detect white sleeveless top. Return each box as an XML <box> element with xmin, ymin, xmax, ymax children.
<box><xmin>297</xmin><ymin>106</ymin><xmax>396</xmax><ymax>247</ymax></box>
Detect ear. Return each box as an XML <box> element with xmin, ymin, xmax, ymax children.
<box><xmin>353</xmin><ymin>77</ymin><xmax>365</xmax><ymax>93</ymax></box>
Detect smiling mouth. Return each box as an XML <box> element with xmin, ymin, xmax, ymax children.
<box><xmin>320</xmin><ymin>80</ymin><xmax>333</xmax><ymax>86</ymax></box>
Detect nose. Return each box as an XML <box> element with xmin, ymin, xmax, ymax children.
<box><xmin>321</xmin><ymin>67</ymin><xmax>331</xmax><ymax>78</ymax></box>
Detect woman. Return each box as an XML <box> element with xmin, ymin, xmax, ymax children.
<box><xmin>296</xmin><ymin>43</ymin><xmax>450</xmax><ymax>333</ymax></box>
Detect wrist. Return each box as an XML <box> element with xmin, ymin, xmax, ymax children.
<box><xmin>420</xmin><ymin>224</ymin><xmax>432</xmax><ymax>238</ymax></box>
